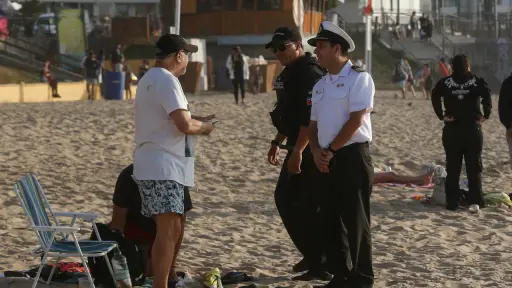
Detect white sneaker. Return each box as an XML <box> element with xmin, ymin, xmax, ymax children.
<box><xmin>469</xmin><ymin>204</ymin><xmax>480</xmax><ymax>213</ymax></box>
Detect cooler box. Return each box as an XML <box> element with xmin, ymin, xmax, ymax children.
<box><xmin>104</xmin><ymin>71</ymin><xmax>125</xmax><ymax>100</ymax></box>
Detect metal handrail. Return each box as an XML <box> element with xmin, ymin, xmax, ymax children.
<box><xmin>1</xmin><ymin>32</ymin><xmax>83</xmax><ymax>63</ymax></box>
<box><xmin>380</xmin><ymin>13</ymin><xmax>424</xmax><ymax>65</ymax></box>
<box><xmin>0</xmin><ymin>38</ymin><xmax>83</xmax><ymax>79</ymax></box>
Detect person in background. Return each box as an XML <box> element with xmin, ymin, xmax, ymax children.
<box><xmin>394</xmin><ymin>56</ymin><xmax>409</xmax><ymax>99</ymax></box>
<box><xmin>108</xmin><ymin>163</ymin><xmax>193</xmax><ymax>281</ymax></box>
<box><xmin>419</xmin><ymin>63</ymin><xmax>433</xmax><ymax>99</ymax></box>
<box><xmin>409</xmin><ymin>11</ymin><xmax>418</xmax><ymax>39</ymax></box>
<box><xmin>226</xmin><ymin>46</ymin><xmax>249</xmax><ymax>104</ymax></box>
<box><xmin>404</xmin><ymin>59</ymin><xmax>416</xmax><ymax>98</ymax></box>
<box><xmin>83</xmin><ymin>51</ymin><xmax>101</xmax><ymax>100</ymax></box>
<box><xmin>138</xmin><ymin>59</ymin><xmax>150</xmax><ymax>81</ymax></box>
<box><xmin>499</xmin><ymin>72</ymin><xmax>512</xmax><ymax>168</ymax></box>
<box><xmin>97</xmin><ymin>48</ymin><xmax>105</xmax><ymax>99</ymax></box>
<box><xmin>374</xmin><ymin>169</ymin><xmax>435</xmax><ymax>186</ymax></box>
<box><xmin>123</xmin><ymin>58</ymin><xmax>134</xmax><ymax>100</ymax></box>
<box><xmin>431</xmin><ymin>54</ymin><xmax>492</xmax><ymax>211</ymax></box>
<box><xmin>133</xmin><ymin>34</ymin><xmax>215</xmax><ymax>288</ymax></box>
<box><xmin>111</xmin><ymin>43</ymin><xmax>124</xmax><ymax>72</ymax></box>
<box><xmin>42</xmin><ymin>60</ymin><xmax>61</xmax><ymax>98</ymax></box>
<box><xmin>253</xmin><ymin>65</ymin><xmax>262</xmax><ymax>95</ymax></box>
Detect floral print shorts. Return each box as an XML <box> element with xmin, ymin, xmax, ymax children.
<box><xmin>135</xmin><ymin>180</ymin><xmax>185</xmax><ymax>216</ymax></box>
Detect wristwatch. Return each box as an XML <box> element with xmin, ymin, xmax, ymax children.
<box><xmin>271</xmin><ymin>140</ymin><xmax>281</xmax><ymax>147</ymax></box>
<box><xmin>326</xmin><ymin>144</ymin><xmax>337</xmax><ymax>154</ymax></box>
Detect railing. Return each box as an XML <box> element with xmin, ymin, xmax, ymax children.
<box><xmin>430</xmin><ymin>21</ymin><xmax>455</xmax><ymax>57</ymax></box>
<box><xmin>437</xmin><ymin>12</ymin><xmax>512</xmax><ymax>39</ymax></box>
<box><xmin>0</xmin><ymin>39</ymin><xmax>83</xmax><ymax>81</ymax></box>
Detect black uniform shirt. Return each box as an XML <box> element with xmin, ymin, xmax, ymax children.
<box><xmin>499</xmin><ymin>73</ymin><xmax>512</xmax><ymax>129</ymax></box>
<box><xmin>431</xmin><ymin>74</ymin><xmax>492</xmax><ymax>122</ymax></box>
<box><xmin>273</xmin><ymin>53</ymin><xmax>325</xmax><ymax>146</ymax></box>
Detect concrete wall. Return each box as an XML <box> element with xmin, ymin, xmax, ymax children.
<box><xmin>0</xmin><ymin>81</ymin><xmax>136</xmax><ymax>104</ymax></box>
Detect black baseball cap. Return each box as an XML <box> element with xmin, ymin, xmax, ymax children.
<box><xmin>155</xmin><ymin>34</ymin><xmax>198</xmax><ymax>59</ymax></box>
<box><xmin>264</xmin><ymin>27</ymin><xmax>302</xmax><ymax>49</ymax></box>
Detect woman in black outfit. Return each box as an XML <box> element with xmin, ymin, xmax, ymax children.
<box><xmin>431</xmin><ymin>54</ymin><xmax>492</xmax><ymax>211</ymax></box>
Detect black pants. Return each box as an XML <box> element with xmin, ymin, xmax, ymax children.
<box><xmin>232</xmin><ymin>78</ymin><xmax>245</xmax><ymax>103</ymax></box>
<box><xmin>274</xmin><ymin>148</ymin><xmax>323</xmax><ymax>271</ymax></box>
<box><xmin>319</xmin><ymin>143</ymin><xmax>374</xmax><ymax>288</ymax></box>
<box><xmin>442</xmin><ymin>123</ymin><xmax>485</xmax><ymax>209</ymax></box>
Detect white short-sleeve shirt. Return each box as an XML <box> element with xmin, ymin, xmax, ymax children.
<box><xmin>133</xmin><ymin>67</ymin><xmax>196</xmax><ymax>187</ymax></box>
<box><xmin>310</xmin><ymin>60</ymin><xmax>374</xmax><ymax>148</ymax></box>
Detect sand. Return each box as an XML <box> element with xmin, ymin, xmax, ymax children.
<box><xmin>0</xmin><ymin>92</ymin><xmax>511</xmax><ymax>288</ymax></box>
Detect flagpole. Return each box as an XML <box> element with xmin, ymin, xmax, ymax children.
<box><xmin>174</xmin><ymin>0</ymin><xmax>181</xmax><ymax>34</ymax></box>
<box><xmin>364</xmin><ymin>0</ymin><xmax>372</xmax><ymax>74</ymax></box>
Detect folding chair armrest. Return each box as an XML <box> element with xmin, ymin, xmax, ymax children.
<box><xmin>54</xmin><ymin>212</ymin><xmax>100</xmax><ymax>222</ymax></box>
<box><xmin>31</xmin><ymin>226</ymin><xmax>80</xmax><ymax>233</ymax></box>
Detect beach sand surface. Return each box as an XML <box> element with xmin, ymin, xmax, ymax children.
<box><xmin>0</xmin><ymin>92</ymin><xmax>511</xmax><ymax>288</ymax></box>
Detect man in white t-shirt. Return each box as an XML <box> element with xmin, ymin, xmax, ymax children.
<box><xmin>133</xmin><ymin>33</ymin><xmax>216</xmax><ymax>288</ymax></box>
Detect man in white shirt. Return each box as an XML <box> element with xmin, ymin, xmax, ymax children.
<box><xmin>133</xmin><ymin>33</ymin><xmax>216</xmax><ymax>288</ymax></box>
<box><xmin>307</xmin><ymin>21</ymin><xmax>375</xmax><ymax>288</ymax></box>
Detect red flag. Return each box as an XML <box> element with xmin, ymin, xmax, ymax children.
<box><xmin>363</xmin><ymin>0</ymin><xmax>372</xmax><ymax>15</ymax></box>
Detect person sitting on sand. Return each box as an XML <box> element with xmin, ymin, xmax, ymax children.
<box><xmin>108</xmin><ymin>163</ymin><xmax>192</xmax><ymax>280</ymax></box>
<box><xmin>374</xmin><ymin>169</ymin><xmax>435</xmax><ymax>186</ymax></box>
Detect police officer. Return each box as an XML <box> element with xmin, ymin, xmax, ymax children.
<box><xmin>431</xmin><ymin>54</ymin><xmax>492</xmax><ymax>211</ymax></box>
<box><xmin>307</xmin><ymin>21</ymin><xmax>375</xmax><ymax>288</ymax></box>
<box><xmin>265</xmin><ymin>27</ymin><xmax>330</xmax><ymax>281</ymax></box>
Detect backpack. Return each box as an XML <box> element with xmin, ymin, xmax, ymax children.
<box><xmin>88</xmin><ymin>223</ymin><xmax>146</xmax><ymax>287</ymax></box>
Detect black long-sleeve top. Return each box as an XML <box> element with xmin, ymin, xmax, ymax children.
<box><xmin>499</xmin><ymin>74</ymin><xmax>512</xmax><ymax>129</ymax></box>
<box><xmin>431</xmin><ymin>74</ymin><xmax>492</xmax><ymax>122</ymax></box>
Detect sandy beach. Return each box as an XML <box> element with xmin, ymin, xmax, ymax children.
<box><xmin>0</xmin><ymin>92</ymin><xmax>511</xmax><ymax>288</ymax></box>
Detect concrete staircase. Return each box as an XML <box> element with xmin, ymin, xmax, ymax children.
<box><xmin>377</xmin><ymin>28</ymin><xmax>443</xmax><ymax>65</ymax></box>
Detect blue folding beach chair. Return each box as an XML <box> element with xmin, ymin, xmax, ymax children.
<box><xmin>13</xmin><ymin>174</ymin><xmax>118</xmax><ymax>288</ymax></box>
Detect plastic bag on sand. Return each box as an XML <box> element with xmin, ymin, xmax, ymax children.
<box><xmin>204</xmin><ymin>268</ymin><xmax>223</xmax><ymax>288</ymax></box>
<box><xmin>484</xmin><ymin>192</ymin><xmax>512</xmax><ymax>208</ymax></box>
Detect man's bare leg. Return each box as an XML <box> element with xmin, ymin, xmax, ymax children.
<box><xmin>374</xmin><ymin>171</ymin><xmax>434</xmax><ymax>186</ymax></box>
<box><xmin>169</xmin><ymin>214</ymin><xmax>186</xmax><ymax>281</ymax></box>
<box><xmin>152</xmin><ymin>212</ymin><xmax>182</xmax><ymax>288</ymax></box>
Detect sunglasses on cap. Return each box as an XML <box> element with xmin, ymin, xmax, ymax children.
<box><xmin>271</xmin><ymin>42</ymin><xmax>295</xmax><ymax>53</ymax></box>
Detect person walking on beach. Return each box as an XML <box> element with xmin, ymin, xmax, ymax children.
<box><xmin>133</xmin><ymin>33</ymin><xmax>216</xmax><ymax>288</ymax></box>
<box><xmin>498</xmin><ymin>73</ymin><xmax>512</xmax><ymax>168</ymax></box>
<box><xmin>307</xmin><ymin>21</ymin><xmax>375</xmax><ymax>288</ymax></box>
<box><xmin>265</xmin><ymin>27</ymin><xmax>330</xmax><ymax>281</ymax></box>
<box><xmin>226</xmin><ymin>46</ymin><xmax>249</xmax><ymax>104</ymax></box>
<box><xmin>431</xmin><ymin>54</ymin><xmax>492</xmax><ymax>211</ymax></box>
<box><xmin>83</xmin><ymin>50</ymin><xmax>101</xmax><ymax>100</ymax></box>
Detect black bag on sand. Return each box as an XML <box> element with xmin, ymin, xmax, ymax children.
<box><xmin>88</xmin><ymin>223</ymin><xmax>146</xmax><ymax>287</ymax></box>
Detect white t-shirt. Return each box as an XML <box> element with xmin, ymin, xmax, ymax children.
<box><xmin>310</xmin><ymin>60</ymin><xmax>374</xmax><ymax>148</ymax></box>
<box><xmin>133</xmin><ymin>67</ymin><xmax>196</xmax><ymax>187</ymax></box>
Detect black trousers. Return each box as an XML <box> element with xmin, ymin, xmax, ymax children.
<box><xmin>274</xmin><ymin>147</ymin><xmax>323</xmax><ymax>271</ymax></box>
<box><xmin>319</xmin><ymin>142</ymin><xmax>374</xmax><ymax>288</ymax></box>
<box><xmin>442</xmin><ymin>122</ymin><xmax>485</xmax><ymax>209</ymax></box>
<box><xmin>232</xmin><ymin>78</ymin><xmax>245</xmax><ymax>103</ymax></box>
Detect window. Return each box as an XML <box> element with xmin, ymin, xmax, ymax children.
<box><xmin>242</xmin><ymin>0</ymin><xmax>255</xmax><ymax>10</ymax></box>
<box><xmin>115</xmin><ymin>4</ymin><xmax>130</xmax><ymax>17</ymax></box>
<box><xmin>257</xmin><ymin>0</ymin><xmax>282</xmax><ymax>10</ymax></box>
<box><xmin>197</xmin><ymin>0</ymin><xmax>223</xmax><ymax>12</ymax></box>
<box><xmin>223</xmin><ymin>0</ymin><xmax>237</xmax><ymax>10</ymax></box>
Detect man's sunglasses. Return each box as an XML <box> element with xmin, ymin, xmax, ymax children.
<box><xmin>271</xmin><ymin>42</ymin><xmax>294</xmax><ymax>53</ymax></box>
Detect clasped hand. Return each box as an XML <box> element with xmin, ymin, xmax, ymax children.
<box><xmin>313</xmin><ymin>148</ymin><xmax>334</xmax><ymax>173</ymax></box>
